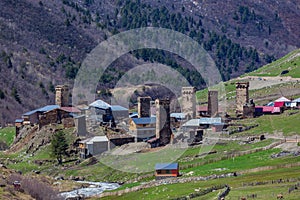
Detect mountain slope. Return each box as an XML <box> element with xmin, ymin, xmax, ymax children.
<box><xmin>0</xmin><ymin>0</ymin><xmax>300</xmax><ymax>124</ymax></box>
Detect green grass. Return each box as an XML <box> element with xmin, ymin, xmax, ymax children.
<box><xmin>99</xmin><ymin>166</ymin><xmax>300</xmax><ymax>200</ymax></box>
<box><xmin>0</xmin><ymin>127</ymin><xmax>15</xmax><ymax>146</ymax></box>
<box><xmin>181</xmin><ymin>148</ymin><xmax>300</xmax><ymax>176</ymax></box>
<box><xmin>236</xmin><ymin>110</ymin><xmax>300</xmax><ymax>136</ymax></box>
<box><xmin>243</xmin><ymin>48</ymin><xmax>300</xmax><ymax>78</ymax></box>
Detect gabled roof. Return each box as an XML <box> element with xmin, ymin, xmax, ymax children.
<box><xmin>38</xmin><ymin>105</ymin><xmax>60</xmax><ymax>112</ymax></box>
<box><xmin>292</xmin><ymin>97</ymin><xmax>300</xmax><ymax>103</ymax></box>
<box><xmin>111</xmin><ymin>105</ymin><xmax>128</xmax><ymax>111</ymax></box>
<box><xmin>89</xmin><ymin>100</ymin><xmax>111</xmax><ymax>110</ymax></box>
<box><xmin>274</xmin><ymin>97</ymin><xmax>291</xmax><ymax>102</ymax></box>
<box><xmin>23</xmin><ymin>105</ymin><xmax>59</xmax><ymax>116</ymax></box>
<box><xmin>155</xmin><ymin>163</ymin><xmax>178</xmax><ymax>170</ymax></box>
<box><xmin>80</xmin><ymin>136</ymin><xmax>109</xmax><ymax>144</ymax></box>
<box><xmin>132</xmin><ymin>117</ymin><xmax>156</xmax><ymax>125</ymax></box>
<box><xmin>23</xmin><ymin>109</ymin><xmax>39</xmax><ymax>116</ymax></box>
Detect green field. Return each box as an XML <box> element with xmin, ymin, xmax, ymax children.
<box><xmin>0</xmin><ymin>127</ymin><xmax>15</xmax><ymax>147</ymax></box>
<box><xmin>99</xmin><ymin>166</ymin><xmax>300</xmax><ymax>200</ymax></box>
<box><xmin>243</xmin><ymin>48</ymin><xmax>300</xmax><ymax>78</ymax></box>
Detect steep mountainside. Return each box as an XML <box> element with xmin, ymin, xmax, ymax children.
<box><xmin>0</xmin><ymin>0</ymin><xmax>299</xmax><ymax>124</ymax></box>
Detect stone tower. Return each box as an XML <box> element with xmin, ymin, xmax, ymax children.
<box><xmin>236</xmin><ymin>82</ymin><xmax>249</xmax><ymax>115</ymax></box>
<box><xmin>138</xmin><ymin>96</ymin><xmax>151</xmax><ymax>118</ymax></box>
<box><xmin>155</xmin><ymin>98</ymin><xmax>172</xmax><ymax>146</ymax></box>
<box><xmin>208</xmin><ymin>90</ymin><xmax>218</xmax><ymax>117</ymax></box>
<box><xmin>55</xmin><ymin>85</ymin><xmax>69</xmax><ymax>107</ymax></box>
<box><xmin>181</xmin><ymin>87</ymin><xmax>196</xmax><ymax>119</ymax></box>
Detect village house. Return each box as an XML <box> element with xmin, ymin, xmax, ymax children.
<box><xmin>79</xmin><ymin>136</ymin><xmax>110</xmax><ymax>159</ymax></box>
<box><xmin>155</xmin><ymin>163</ymin><xmax>179</xmax><ymax>180</ymax></box>
<box><xmin>129</xmin><ymin>117</ymin><xmax>156</xmax><ymax>142</ymax></box>
<box><xmin>89</xmin><ymin>99</ymin><xmax>129</xmax><ymax>124</ymax></box>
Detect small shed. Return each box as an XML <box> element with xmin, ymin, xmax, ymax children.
<box><xmin>79</xmin><ymin>136</ymin><xmax>109</xmax><ymax>159</ymax></box>
<box><xmin>155</xmin><ymin>163</ymin><xmax>179</xmax><ymax>180</ymax></box>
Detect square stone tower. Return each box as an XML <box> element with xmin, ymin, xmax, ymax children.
<box><xmin>236</xmin><ymin>82</ymin><xmax>249</xmax><ymax>115</ymax></box>
<box><xmin>181</xmin><ymin>87</ymin><xmax>196</xmax><ymax>119</ymax></box>
<box><xmin>55</xmin><ymin>85</ymin><xmax>69</xmax><ymax>107</ymax></box>
<box><xmin>208</xmin><ymin>90</ymin><xmax>218</xmax><ymax>117</ymax></box>
<box><xmin>138</xmin><ymin>96</ymin><xmax>151</xmax><ymax>118</ymax></box>
<box><xmin>155</xmin><ymin>98</ymin><xmax>172</xmax><ymax>146</ymax></box>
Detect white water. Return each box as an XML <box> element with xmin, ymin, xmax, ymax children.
<box><xmin>60</xmin><ymin>181</ymin><xmax>120</xmax><ymax>199</ymax></box>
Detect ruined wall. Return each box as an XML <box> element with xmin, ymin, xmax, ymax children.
<box><xmin>181</xmin><ymin>87</ymin><xmax>196</xmax><ymax>119</ymax></box>
<box><xmin>236</xmin><ymin>82</ymin><xmax>249</xmax><ymax>115</ymax></box>
<box><xmin>208</xmin><ymin>90</ymin><xmax>218</xmax><ymax>117</ymax></box>
<box><xmin>138</xmin><ymin>97</ymin><xmax>151</xmax><ymax>118</ymax></box>
<box><xmin>155</xmin><ymin>99</ymin><xmax>172</xmax><ymax>145</ymax></box>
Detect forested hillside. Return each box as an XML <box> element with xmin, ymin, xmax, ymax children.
<box><xmin>0</xmin><ymin>0</ymin><xmax>299</xmax><ymax>124</ymax></box>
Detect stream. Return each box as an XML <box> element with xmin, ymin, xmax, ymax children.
<box><xmin>60</xmin><ymin>181</ymin><xmax>120</xmax><ymax>199</ymax></box>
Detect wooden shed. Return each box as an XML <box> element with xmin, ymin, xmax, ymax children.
<box><xmin>155</xmin><ymin>163</ymin><xmax>179</xmax><ymax>180</ymax></box>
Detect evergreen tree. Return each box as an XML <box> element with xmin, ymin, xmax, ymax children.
<box><xmin>51</xmin><ymin>131</ymin><xmax>68</xmax><ymax>165</ymax></box>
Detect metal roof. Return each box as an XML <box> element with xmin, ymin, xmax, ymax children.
<box><xmin>89</xmin><ymin>100</ymin><xmax>111</xmax><ymax>110</ymax></box>
<box><xmin>15</xmin><ymin>119</ymin><xmax>24</xmax><ymax>123</ymax></box>
<box><xmin>129</xmin><ymin>112</ymin><xmax>138</xmax><ymax>118</ymax></box>
<box><xmin>23</xmin><ymin>105</ymin><xmax>59</xmax><ymax>116</ymax></box>
<box><xmin>274</xmin><ymin>97</ymin><xmax>291</xmax><ymax>102</ymax></box>
<box><xmin>199</xmin><ymin>117</ymin><xmax>222</xmax><ymax>124</ymax></box>
<box><xmin>182</xmin><ymin>118</ymin><xmax>222</xmax><ymax>127</ymax></box>
<box><xmin>38</xmin><ymin>105</ymin><xmax>60</xmax><ymax>112</ymax></box>
<box><xmin>81</xmin><ymin>136</ymin><xmax>109</xmax><ymax>144</ymax></box>
<box><xmin>132</xmin><ymin>117</ymin><xmax>156</xmax><ymax>125</ymax></box>
<box><xmin>23</xmin><ymin>109</ymin><xmax>39</xmax><ymax>116</ymax></box>
<box><xmin>182</xmin><ymin>119</ymin><xmax>199</xmax><ymax>127</ymax></box>
<box><xmin>155</xmin><ymin>163</ymin><xmax>178</xmax><ymax>170</ymax></box>
<box><xmin>170</xmin><ymin>113</ymin><xmax>186</xmax><ymax>119</ymax></box>
<box><xmin>292</xmin><ymin>98</ymin><xmax>300</xmax><ymax>103</ymax></box>
<box><xmin>111</xmin><ymin>105</ymin><xmax>128</xmax><ymax>111</ymax></box>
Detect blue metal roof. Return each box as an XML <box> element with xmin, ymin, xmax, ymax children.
<box><xmin>38</xmin><ymin>105</ymin><xmax>60</xmax><ymax>112</ymax></box>
<box><xmin>23</xmin><ymin>109</ymin><xmax>39</xmax><ymax>116</ymax></box>
<box><xmin>15</xmin><ymin>119</ymin><xmax>24</xmax><ymax>123</ymax></box>
<box><xmin>199</xmin><ymin>117</ymin><xmax>222</xmax><ymax>124</ymax></box>
<box><xmin>170</xmin><ymin>113</ymin><xmax>186</xmax><ymax>119</ymax></box>
<box><xmin>23</xmin><ymin>105</ymin><xmax>60</xmax><ymax>116</ymax></box>
<box><xmin>155</xmin><ymin>163</ymin><xmax>178</xmax><ymax>170</ymax></box>
<box><xmin>132</xmin><ymin>117</ymin><xmax>156</xmax><ymax>125</ymax></box>
<box><xmin>111</xmin><ymin>105</ymin><xmax>128</xmax><ymax>111</ymax></box>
